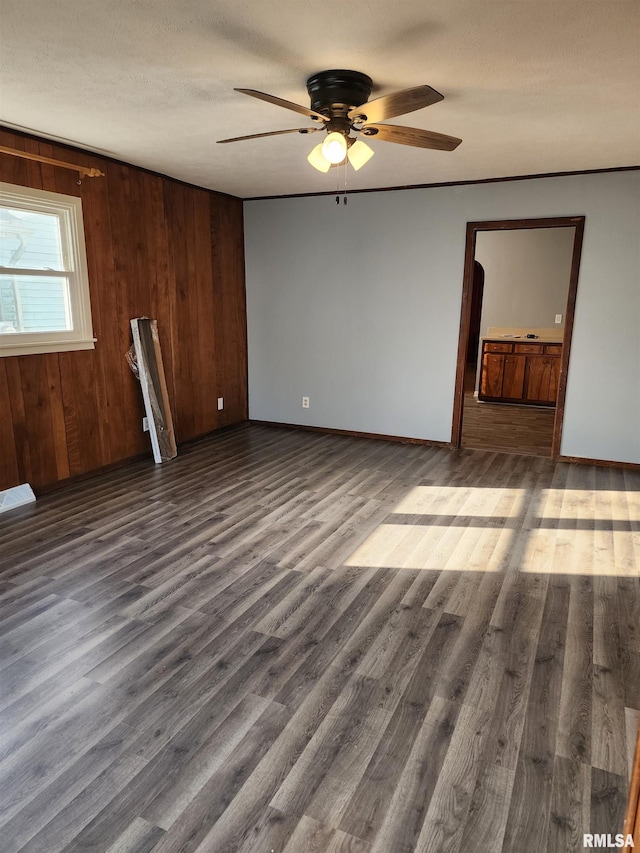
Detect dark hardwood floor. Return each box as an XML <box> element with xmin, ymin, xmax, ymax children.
<box><xmin>0</xmin><ymin>423</ymin><xmax>638</xmax><ymax>852</ymax></box>
<box><xmin>461</xmin><ymin>363</ymin><xmax>556</xmax><ymax>457</ymax></box>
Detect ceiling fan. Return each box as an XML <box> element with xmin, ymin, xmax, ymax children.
<box><xmin>218</xmin><ymin>70</ymin><xmax>462</xmax><ymax>173</ymax></box>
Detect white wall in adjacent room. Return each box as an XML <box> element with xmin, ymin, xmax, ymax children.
<box><xmin>244</xmin><ymin>171</ymin><xmax>640</xmax><ymax>464</ymax></box>
<box><xmin>475</xmin><ymin>227</ymin><xmax>574</xmax><ymax>334</ymax></box>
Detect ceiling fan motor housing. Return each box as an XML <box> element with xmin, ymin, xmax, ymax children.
<box><xmin>306</xmin><ymin>70</ymin><xmax>373</xmax><ymax>117</ymax></box>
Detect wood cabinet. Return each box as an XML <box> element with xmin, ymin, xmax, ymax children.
<box><xmin>502</xmin><ymin>354</ymin><xmax>525</xmax><ymax>399</ymax></box>
<box><xmin>479</xmin><ymin>339</ymin><xmax>562</xmax><ymax>407</ymax></box>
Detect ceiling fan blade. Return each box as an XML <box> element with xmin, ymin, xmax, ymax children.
<box><xmin>217</xmin><ymin>127</ymin><xmax>321</xmax><ymax>144</ymax></box>
<box><xmin>348</xmin><ymin>85</ymin><xmax>443</xmax><ymax>124</ymax></box>
<box><xmin>360</xmin><ymin>123</ymin><xmax>462</xmax><ymax>151</ymax></box>
<box><xmin>235</xmin><ymin>88</ymin><xmax>329</xmax><ymax>122</ymax></box>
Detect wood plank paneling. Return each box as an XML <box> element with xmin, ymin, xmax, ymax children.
<box><xmin>211</xmin><ymin>193</ymin><xmax>248</xmax><ymax>425</ymax></box>
<box><xmin>0</xmin><ymin>130</ymin><xmax>30</xmax><ymax>186</ymax></box>
<box><xmin>16</xmin><ymin>354</ymin><xmax>60</xmax><ymax>487</ymax></box>
<box><xmin>193</xmin><ymin>189</ymin><xmax>217</xmax><ymax>433</ymax></box>
<box><xmin>44</xmin><ymin>355</ymin><xmax>70</xmax><ymax>482</ymax></box>
<box><xmin>164</xmin><ymin>181</ymin><xmax>195</xmax><ymax>441</ymax></box>
<box><xmin>80</xmin><ymin>153</ymin><xmax>126</xmax><ymax>463</ymax></box>
<box><xmin>0</xmin><ymin>363</ymin><xmax>20</xmax><ymax>487</ymax></box>
<box><xmin>0</xmin><ymin>128</ymin><xmax>247</xmax><ymax>491</ymax></box>
<box><xmin>3</xmin><ymin>359</ymin><xmax>31</xmax><ymax>484</ymax></box>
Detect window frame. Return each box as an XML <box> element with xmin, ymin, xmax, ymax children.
<box><xmin>0</xmin><ymin>181</ymin><xmax>95</xmax><ymax>357</ymax></box>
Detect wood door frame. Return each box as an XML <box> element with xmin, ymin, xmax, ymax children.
<box><xmin>451</xmin><ymin>215</ymin><xmax>586</xmax><ymax>459</ymax></box>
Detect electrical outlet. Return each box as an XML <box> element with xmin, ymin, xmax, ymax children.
<box><xmin>217</xmin><ymin>397</ymin><xmax>224</xmax><ymax>410</ymax></box>
<box><xmin>555</xmin><ymin>314</ymin><xmax>563</xmax><ymax>324</ymax></box>
<box><xmin>302</xmin><ymin>396</ymin><xmax>310</xmax><ymax>409</ymax></box>
<box><xmin>142</xmin><ymin>417</ymin><xmax>149</xmax><ymax>432</ymax></box>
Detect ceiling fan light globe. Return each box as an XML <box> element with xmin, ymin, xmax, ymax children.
<box><xmin>347</xmin><ymin>139</ymin><xmax>374</xmax><ymax>171</ymax></box>
<box><xmin>307</xmin><ymin>143</ymin><xmax>331</xmax><ymax>172</ymax></box>
<box><xmin>322</xmin><ymin>132</ymin><xmax>348</xmax><ymax>164</ymax></box>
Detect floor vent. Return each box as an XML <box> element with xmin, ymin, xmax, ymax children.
<box><xmin>0</xmin><ymin>483</ymin><xmax>36</xmax><ymax>514</ymax></box>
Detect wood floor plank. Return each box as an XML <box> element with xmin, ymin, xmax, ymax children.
<box><xmin>458</xmin><ymin>761</ymin><xmax>515</xmax><ymax>853</ymax></box>
<box><xmin>147</xmin><ymin>701</ymin><xmax>291</xmax><ymax>853</ymax></box>
<box><xmin>413</xmin><ymin>699</ymin><xmax>494</xmax><ymax>852</ymax></box>
<box><xmin>590</xmin><ymin>767</ymin><xmax>628</xmax><ymax>847</ymax></box>
<box><xmin>0</xmin><ymin>723</ymin><xmax>145</xmax><ymax>851</ymax></box>
<box><xmin>281</xmin><ymin>814</ymin><xmax>339</xmax><ymax>852</ymax></box>
<box><xmin>339</xmin><ymin>612</ymin><xmax>463</xmax><ymax>844</ymax></box>
<box><xmin>368</xmin><ymin>695</ymin><xmax>460</xmax><ymax>853</ymax></box>
<box><xmin>556</xmin><ymin>575</ymin><xmax>594</xmax><ymax>766</ymax></box>
<box><xmin>501</xmin><ymin>698</ymin><xmax>556</xmax><ymax>852</ymax></box>
<box><xmin>546</xmin><ymin>755</ymin><xmax>591</xmax><ymax>853</ymax></box>
<box><xmin>626</xmin><ymin>707</ymin><xmax>640</xmax><ymax>780</ymax></box>
<box><xmin>0</xmin><ymin>424</ymin><xmax>637</xmax><ymax>853</ymax></box>
<box><xmin>272</xmin><ymin>568</ymin><xmax>413</xmax><ymax>712</ymax></box>
<box><xmin>618</xmin><ymin>578</ymin><xmax>640</xmax><ymax>709</ymax></box>
<box><xmin>280</xmin><ymin>683</ymin><xmax>392</xmax><ymax>829</ymax></box>
<box><xmin>140</xmin><ymin>693</ymin><xmax>270</xmax><ymax>830</ymax></box>
<box><xmin>482</xmin><ymin>573</ymin><xmax>550</xmax><ymax>771</ymax></box>
<box><xmin>121</xmin><ymin>632</ymin><xmax>285</xmax><ymax>758</ymax></box>
<box><xmin>436</xmin><ymin>570</ymin><xmax>503</xmax><ymax>704</ymax></box>
<box><xmin>104</xmin><ymin>818</ymin><xmax>166</xmax><ymax>853</ymax></box>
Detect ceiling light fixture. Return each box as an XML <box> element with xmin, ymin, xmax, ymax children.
<box><xmin>220</xmin><ymin>69</ymin><xmax>462</xmax><ymax>180</ymax></box>
<box><xmin>321</xmin><ymin>131</ymin><xmax>348</xmax><ymax>164</ymax></box>
<box><xmin>347</xmin><ymin>139</ymin><xmax>374</xmax><ymax>171</ymax></box>
<box><xmin>307</xmin><ymin>143</ymin><xmax>331</xmax><ymax>172</ymax></box>
<box><xmin>307</xmin><ymin>135</ymin><xmax>375</xmax><ymax>173</ymax></box>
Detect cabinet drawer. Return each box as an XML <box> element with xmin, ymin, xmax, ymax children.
<box><xmin>544</xmin><ymin>344</ymin><xmax>562</xmax><ymax>355</ymax></box>
<box><xmin>514</xmin><ymin>343</ymin><xmax>543</xmax><ymax>354</ymax></box>
<box><xmin>484</xmin><ymin>342</ymin><xmax>513</xmax><ymax>353</ymax></box>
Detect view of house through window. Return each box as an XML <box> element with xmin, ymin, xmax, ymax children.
<box><xmin>0</xmin><ymin>182</ymin><xmax>94</xmax><ymax>356</ymax></box>
<box><xmin>0</xmin><ymin>207</ymin><xmax>72</xmax><ymax>334</ymax></box>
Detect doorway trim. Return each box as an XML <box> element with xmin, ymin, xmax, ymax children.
<box><xmin>451</xmin><ymin>215</ymin><xmax>586</xmax><ymax>459</ymax></box>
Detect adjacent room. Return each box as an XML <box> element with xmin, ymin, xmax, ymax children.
<box><xmin>0</xmin><ymin>2</ymin><xmax>639</xmax><ymax>852</ymax></box>
<box><xmin>460</xmin><ymin>224</ymin><xmax>576</xmax><ymax>457</ymax></box>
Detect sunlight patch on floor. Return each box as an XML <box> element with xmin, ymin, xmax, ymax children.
<box><xmin>391</xmin><ymin>485</ymin><xmax>527</xmax><ymax>518</ymax></box>
<box><xmin>345</xmin><ymin>522</ymin><xmax>639</xmax><ymax>575</ymax></box>
<box><xmin>519</xmin><ymin>529</ymin><xmax>639</xmax><ymax>575</ymax></box>
<box><xmin>345</xmin><ymin>483</ymin><xmax>640</xmax><ymax>576</ymax></box>
<box><xmin>345</xmin><ymin>523</ymin><xmax>503</xmax><ymax>572</ymax></box>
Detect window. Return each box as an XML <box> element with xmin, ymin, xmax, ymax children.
<box><xmin>0</xmin><ymin>181</ymin><xmax>95</xmax><ymax>357</ymax></box>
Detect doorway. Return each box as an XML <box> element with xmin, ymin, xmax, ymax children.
<box><xmin>451</xmin><ymin>216</ymin><xmax>585</xmax><ymax>459</ymax></box>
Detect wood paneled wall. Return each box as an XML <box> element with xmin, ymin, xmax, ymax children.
<box><xmin>0</xmin><ymin>129</ymin><xmax>247</xmax><ymax>492</ymax></box>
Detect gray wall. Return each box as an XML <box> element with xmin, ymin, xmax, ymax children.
<box><xmin>475</xmin><ymin>227</ymin><xmax>574</xmax><ymax>334</ymax></box>
<box><xmin>244</xmin><ymin>171</ymin><xmax>640</xmax><ymax>464</ymax></box>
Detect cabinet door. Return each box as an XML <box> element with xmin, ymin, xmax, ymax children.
<box><xmin>524</xmin><ymin>356</ymin><xmax>551</xmax><ymax>402</ymax></box>
<box><xmin>547</xmin><ymin>357</ymin><xmax>561</xmax><ymax>402</ymax></box>
<box><xmin>502</xmin><ymin>355</ymin><xmax>525</xmax><ymax>399</ymax></box>
<box><xmin>480</xmin><ymin>354</ymin><xmax>504</xmax><ymax>397</ymax></box>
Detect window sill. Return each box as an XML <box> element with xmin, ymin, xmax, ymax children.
<box><xmin>0</xmin><ymin>338</ymin><xmax>97</xmax><ymax>358</ymax></box>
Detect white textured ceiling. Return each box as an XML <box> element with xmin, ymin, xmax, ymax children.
<box><xmin>1</xmin><ymin>0</ymin><xmax>639</xmax><ymax>198</ymax></box>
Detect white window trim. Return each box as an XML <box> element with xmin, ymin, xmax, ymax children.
<box><xmin>0</xmin><ymin>181</ymin><xmax>96</xmax><ymax>358</ymax></box>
